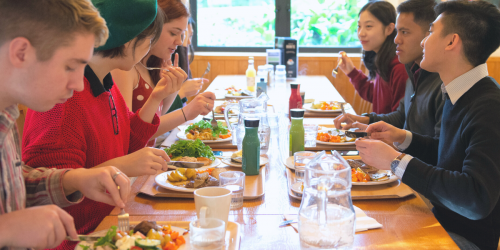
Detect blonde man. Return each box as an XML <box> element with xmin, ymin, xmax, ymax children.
<box><xmin>0</xmin><ymin>0</ymin><xmax>130</xmax><ymax>249</ymax></box>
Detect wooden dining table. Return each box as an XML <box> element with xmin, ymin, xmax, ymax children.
<box><xmin>95</xmin><ymin>75</ymin><xmax>458</xmax><ymax>249</ymax></box>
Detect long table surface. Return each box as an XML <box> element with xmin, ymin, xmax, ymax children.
<box><xmin>97</xmin><ymin>75</ymin><xmax>458</xmax><ymax>249</ymax></box>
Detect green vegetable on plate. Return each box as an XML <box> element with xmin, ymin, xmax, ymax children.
<box><xmin>164</xmin><ymin>139</ymin><xmax>215</xmax><ymax>161</ymax></box>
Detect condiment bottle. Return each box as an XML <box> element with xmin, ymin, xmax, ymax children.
<box><xmin>289</xmin><ymin>109</ymin><xmax>305</xmax><ymax>156</ymax></box>
<box><xmin>289</xmin><ymin>83</ymin><xmax>303</xmax><ymax>117</ymax></box>
<box><xmin>242</xmin><ymin>118</ymin><xmax>260</xmax><ymax>176</ymax></box>
<box><xmin>256</xmin><ymin>77</ymin><xmax>267</xmax><ymax>97</ymax></box>
<box><xmin>246</xmin><ymin>56</ymin><xmax>256</xmax><ymax>92</ymax></box>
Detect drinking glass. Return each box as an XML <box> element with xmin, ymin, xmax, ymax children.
<box><xmin>294</xmin><ymin>151</ymin><xmax>316</xmax><ymax>183</ymax></box>
<box><xmin>219</xmin><ymin>171</ymin><xmax>245</xmax><ymax>209</ymax></box>
<box><xmin>303</xmin><ymin>124</ymin><xmax>319</xmax><ymax>147</ymax></box>
<box><xmin>189</xmin><ymin>218</ymin><xmax>225</xmax><ymax>250</ymax></box>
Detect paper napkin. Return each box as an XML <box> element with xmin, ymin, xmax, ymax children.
<box><xmin>283</xmin><ymin>205</ymin><xmax>382</xmax><ymax>232</ymax></box>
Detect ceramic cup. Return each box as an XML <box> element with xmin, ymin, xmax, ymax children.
<box><xmin>194</xmin><ymin>187</ymin><xmax>232</xmax><ymax>226</ymax></box>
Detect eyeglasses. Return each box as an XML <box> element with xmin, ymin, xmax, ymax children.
<box><xmin>108</xmin><ymin>94</ymin><xmax>119</xmax><ymax>135</ymax></box>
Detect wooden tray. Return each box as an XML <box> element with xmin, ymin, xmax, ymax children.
<box><xmin>285</xmin><ymin>168</ymin><xmax>415</xmax><ymax>200</ymax></box>
<box><xmin>140</xmin><ymin>166</ymin><xmax>265</xmax><ymax>200</ymax></box>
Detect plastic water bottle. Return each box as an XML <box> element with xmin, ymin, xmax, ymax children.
<box><xmin>275</xmin><ymin>65</ymin><xmax>286</xmax><ymax>88</ymax></box>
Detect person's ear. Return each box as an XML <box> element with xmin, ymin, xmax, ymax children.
<box><xmin>9</xmin><ymin>37</ymin><xmax>35</xmax><ymax>68</ymax></box>
<box><xmin>385</xmin><ymin>23</ymin><xmax>395</xmax><ymax>36</ymax></box>
<box><xmin>445</xmin><ymin>33</ymin><xmax>460</xmax><ymax>52</ymax></box>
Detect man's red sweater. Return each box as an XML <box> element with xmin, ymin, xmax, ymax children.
<box><xmin>347</xmin><ymin>55</ymin><xmax>408</xmax><ymax>114</ymax></box>
<box><xmin>22</xmin><ymin>66</ymin><xmax>159</xmax><ymax>250</ymax></box>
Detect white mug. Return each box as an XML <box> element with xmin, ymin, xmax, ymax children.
<box><xmin>194</xmin><ymin>187</ymin><xmax>232</xmax><ymax>226</ymax></box>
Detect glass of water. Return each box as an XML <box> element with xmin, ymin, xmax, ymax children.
<box><xmin>294</xmin><ymin>151</ymin><xmax>317</xmax><ymax>183</ymax></box>
<box><xmin>189</xmin><ymin>218</ymin><xmax>225</xmax><ymax>250</ymax></box>
<box><xmin>219</xmin><ymin>171</ymin><xmax>245</xmax><ymax>209</ymax></box>
<box><xmin>303</xmin><ymin>124</ymin><xmax>318</xmax><ymax>147</ymax></box>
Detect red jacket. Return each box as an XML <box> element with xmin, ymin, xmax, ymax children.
<box><xmin>348</xmin><ymin>55</ymin><xmax>408</xmax><ymax>114</ymax></box>
<box><xmin>22</xmin><ymin>66</ymin><xmax>159</xmax><ymax>250</ymax></box>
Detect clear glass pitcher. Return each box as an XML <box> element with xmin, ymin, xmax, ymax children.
<box><xmin>298</xmin><ymin>151</ymin><xmax>355</xmax><ymax>250</ymax></box>
<box><xmin>224</xmin><ymin>93</ymin><xmax>270</xmax><ymax>151</ymax></box>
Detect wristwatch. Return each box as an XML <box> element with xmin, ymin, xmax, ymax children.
<box><xmin>390</xmin><ymin>153</ymin><xmax>406</xmax><ymax>174</ymax></box>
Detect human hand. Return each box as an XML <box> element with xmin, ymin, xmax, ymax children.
<box><xmin>0</xmin><ymin>205</ymin><xmax>78</xmax><ymax>249</ymax></box>
<box><xmin>183</xmin><ymin>92</ymin><xmax>216</xmax><ymax>120</ymax></box>
<box><xmin>107</xmin><ymin>148</ymin><xmax>170</xmax><ymax>177</ymax></box>
<box><xmin>365</xmin><ymin>121</ymin><xmax>407</xmax><ymax>144</ymax></box>
<box><xmin>355</xmin><ymin>138</ymin><xmax>401</xmax><ymax>170</ymax></box>
<box><xmin>178</xmin><ymin>78</ymin><xmax>208</xmax><ymax>98</ymax></box>
<box><xmin>152</xmin><ymin>66</ymin><xmax>188</xmax><ymax>100</ymax></box>
<box><xmin>63</xmin><ymin>166</ymin><xmax>130</xmax><ymax>208</ymax></box>
<box><xmin>333</xmin><ymin>113</ymin><xmax>369</xmax><ymax>130</ymax></box>
<box><xmin>338</xmin><ymin>51</ymin><xmax>355</xmax><ymax>75</ymax></box>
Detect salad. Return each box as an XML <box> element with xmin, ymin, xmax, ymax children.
<box><xmin>164</xmin><ymin>139</ymin><xmax>215</xmax><ymax>161</ymax></box>
<box><xmin>311</xmin><ymin>101</ymin><xmax>340</xmax><ymax>110</ymax></box>
<box><xmin>80</xmin><ymin>221</ymin><xmax>186</xmax><ymax>250</ymax></box>
<box><xmin>184</xmin><ymin>120</ymin><xmax>231</xmax><ymax>140</ymax></box>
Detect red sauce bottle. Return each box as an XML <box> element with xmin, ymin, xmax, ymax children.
<box><xmin>289</xmin><ymin>83</ymin><xmax>303</xmax><ymax>117</ymax></box>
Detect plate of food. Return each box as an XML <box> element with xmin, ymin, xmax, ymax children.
<box><xmin>316</xmin><ymin>130</ymin><xmax>356</xmax><ymax>145</ymax></box>
<box><xmin>347</xmin><ymin>159</ymin><xmax>398</xmax><ymax>185</ymax></box>
<box><xmin>214</xmin><ymin>100</ymin><xmax>238</xmax><ymax>116</ymax></box>
<box><xmin>225</xmin><ymin>86</ymin><xmax>254</xmax><ymax>99</ymax></box>
<box><xmin>155</xmin><ymin>167</ymin><xmax>229</xmax><ymax>192</ymax></box>
<box><xmin>220</xmin><ymin>150</ymin><xmax>269</xmax><ymax>167</ymax></box>
<box><xmin>304</xmin><ymin>101</ymin><xmax>342</xmax><ymax>112</ymax></box>
<box><xmin>177</xmin><ymin>120</ymin><xmax>232</xmax><ymax>143</ymax></box>
<box><xmin>164</xmin><ymin>139</ymin><xmax>220</xmax><ymax>170</ymax></box>
<box><xmin>291</xmin><ymin>181</ymin><xmax>304</xmax><ymax>194</ymax></box>
<box><xmin>75</xmin><ymin>221</ymin><xmax>188</xmax><ymax>250</ymax></box>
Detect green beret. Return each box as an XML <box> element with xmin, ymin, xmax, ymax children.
<box><xmin>92</xmin><ymin>0</ymin><xmax>158</xmax><ymax>51</ymax></box>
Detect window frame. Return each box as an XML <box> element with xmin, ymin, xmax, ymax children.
<box><xmin>190</xmin><ymin>0</ymin><xmax>364</xmax><ymax>53</ymax></box>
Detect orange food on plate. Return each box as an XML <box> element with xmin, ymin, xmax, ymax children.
<box><xmin>352</xmin><ymin>168</ymin><xmax>370</xmax><ymax>182</ymax></box>
<box><xmin>317</xmin><ymin>132</ymin><xmax>341</xmax><ymax>143</ymax></box>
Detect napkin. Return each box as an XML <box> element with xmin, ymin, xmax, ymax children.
<box><xmin>283</xmin><ymin>205</ymin><xmax>382</xmax><ymax>232</ymax></box>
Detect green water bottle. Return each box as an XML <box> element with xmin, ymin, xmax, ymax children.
<box><xmin>242</xmin><ymin>118</ymin><xmax>260</xmax><ymax>176</ymax></box>
<box><xmin>289</xmin><ymin>109</ymin><xmax>305</xmax><ymax>156</ymax></box>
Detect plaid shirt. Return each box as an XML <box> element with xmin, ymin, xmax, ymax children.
<box><xmin>0</xmin><ymin>105</ymin><xmax>82</xmax><ymax>215</ymax></box>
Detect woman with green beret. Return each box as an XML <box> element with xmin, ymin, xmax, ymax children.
<box><xmin>20</xmin><ymin>1</ymin><xmax>185</xmax><ymax>248</ymax></box>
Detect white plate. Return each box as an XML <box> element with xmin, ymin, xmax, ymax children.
<box><xmin>291</xmin><ymin>181</ymin><xmax>303</xmax><ymax>194</ymax></box>
<box><xmin>304</xmin><ymin>107</ymin><xmax>342</xmax><ymax>113</ymax></box>
<box><xmin>225</xmin><ymin>93</ymin><xmax>254</xmax><ymax>99</ymax></box>
<box><xmin>176</xmin><ymin>131</ymin><xmax>232</xmax><ymax>144</ymax></box>
<box><xmin>156</xmin><ymin>170</ymin><xmax>214</xmax><ymax>193</ymax></box>
<box><xmin>168</xmin><ymin>158</ymin><xmax>221</xmax><ymax>170</ymax></box>
<box><xmin>75</xmin><ymin>226</ymin><xmax>188</xmax><ymax>250</ymax></box>
<box><xmin>285</xmin><ymin>156</ymin><xmax>296</xmax><ymax>170</ymax></box>
<box><xmin>353</xmin><ymin>170</ymin><xmax>399</xmax><ymax>186</ymax></box>
<box><xmin>221</xmin><ymin>156</ymin><xmax>269</xmax><ymax>167</ymax></box>
<box><xmin>316</xmin><ymin>140</ymin><xmax>355</xmax><ymax>146</ymax></box>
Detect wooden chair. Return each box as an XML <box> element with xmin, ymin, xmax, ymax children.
<box><xmin>351</xmin><ymin>59</ymin><xmax>373</xmax><ymax>114</ymax></box>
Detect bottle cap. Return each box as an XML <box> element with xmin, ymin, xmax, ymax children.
<box><xmin>244</xmin><ymin>118</ymin><xmax>260</xmax><ymax>127</ymax></box>
<box><xmin>290</xmin><ymin>83</ymin><xmax>299</xmax><ymax>89</ymax></box>
<box><xmin>260</xmin><ymin>78</ymin><xmax>265</xmax><ymax>82</ymax></box>
<box><xmin>290</xmin><ymin>109</ymin><xmax>305</xmax><ymax>118</ymax></box>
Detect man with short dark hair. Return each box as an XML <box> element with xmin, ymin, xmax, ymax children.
<box><xmin>356</xmin><ymin>1</ymin><xmax>500</xmax><ymax>249</ymax></box>
<box><xmin>334</xmin><ymin>0</ymin><xmax>444</xmax><ymax>139</ymax></box>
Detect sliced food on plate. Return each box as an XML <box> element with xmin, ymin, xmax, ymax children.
<box><xmin>184</xmin><ymin>120</ymin><xmax>231</xmax><ymax>140</ymax></box>
<box><xmin>166</xmin><ymin>167</ymin><xmax>228</xmax><ymax>189</ymax></box>
<box><xmin>214</xmin><ymin>100</ymin><xmax>238</xmax><ymax>114</ymax></box>
<box><xmin>347</xmin><ymin>159</ymin><xmax>392</xmax><ymax>183</ymax></box>
<box><xmin>163</xmin><ymin>139</ymin><xmax>219</xmax><ymax>168</ymax></box>
<box><xmin>317</xmin><ymin>130</ymin><xmax>355</xmax><ymax>143</ymax></box>
<box><xmin>76</xmin><ymin>221</ymin><xmax>187</xmax><ymax>250</ymax></box>
<box><xmin>310</xmin><ymin>101</ymin><xmax>341</xmax><ymax>111</ymax></box>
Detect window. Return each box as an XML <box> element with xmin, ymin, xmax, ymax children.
<box><xmin>191</xmin><ymin>0</ymin><xmax>367</xmax><ymax>52</ymax></box>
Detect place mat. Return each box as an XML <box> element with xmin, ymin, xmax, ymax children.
<box><xmin>139</xmin><ymin>166</ymin><xmax>265</xmax><ymax>200</ymax></box>
<box><xmin>285</xmin><ymin>168</ymin><xmax>415</xmax><ymax>200</ymax></box>
<box><xmin>304</xmin><ymin>110</ymin><xmax>341</xmax><ymax>118</ymax></box>
<box><xmin>208</xmin><ymin>140</ymin><xmax>238</xmax><ymax>149</ymax></box>
<box><xmin>283</xmin><ymin>205</ymin><xmax>382</xmax><ymax>232</ymax></box>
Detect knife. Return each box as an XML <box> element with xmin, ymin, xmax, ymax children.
<box><xmin>167</xmin><ymin>161</ymin><xmax>204</xmax><ymax>168</ymax></box>
<box><xmin>66</xmin><ymin>235</ymin><xmax>102</xmax><ymax>241</ymax></box>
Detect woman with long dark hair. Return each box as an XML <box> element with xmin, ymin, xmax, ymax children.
<box><xmin>112</xmin><ymin>0</ymin><xmax>214</xmax><ymax>147</ymax></box>
<box><xmin>338</xmin><ymin>1</ymin><xmax>407</xmax><ymax>114</ymax></box>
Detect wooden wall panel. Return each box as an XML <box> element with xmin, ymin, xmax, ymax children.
<box><xmin>190</xmin><ymin>55</ymin><xmax>500</xmax><ymax>114</ymax></box>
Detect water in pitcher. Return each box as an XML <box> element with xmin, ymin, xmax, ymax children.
<box><xmin>299</xmin><ymin>202</ymin><xmax>355</xmax><ymax>249</ymax></box>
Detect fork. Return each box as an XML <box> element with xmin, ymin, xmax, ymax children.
<box><xmin>200</xmin><ymin>62</ymin><xmax>211</xmax><ymax>79</ymax></box>
<box><xmin>211</xmin><ymin>110</ymin><xmax>218</xmax><ymax>129</ymax></box>
<box><xmin>140</xmin><ymin>62</ymin><xmax>169</xmax><ymax>72</ymax></box>
<box><xmin>332</xmin><ymin>58</ymin><xmax>342</xmax><ymax>78</ymax></box>
<box><xmin>118</xmin><ymin>208</ymin><xmax>129</xmax><ymax>232</ymax></box>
